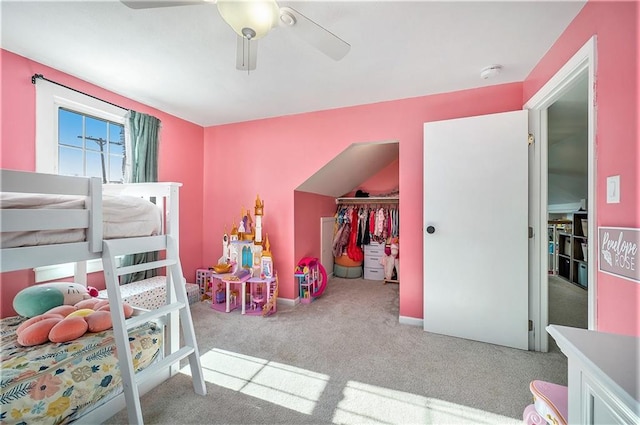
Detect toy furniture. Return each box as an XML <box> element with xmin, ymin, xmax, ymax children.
<box><xmin>196</xmin><ymin>268</ymin><xmax>217</xmax><ymax>298</ymax></box>
<box><xmin>260</xmin><ymin>274</ymin><xmax>278</xmax><ymax>316</ymax></box>
<box><xmin>213</xmin><ymin>271</ymin><xmax>250</xmax><ymax>313</ymax></box>
<box><xmin>524</xmin><ymin>380</ymin><xmax>568</xmax><ymax>425</ymax></box>
<box><xmin>243</xmin><ymin>275</ymin><xmax>277</xmax><ymax>316</ymax></box>
<box><xmin>295</xmin><ymin>257</ymin><xmax>327</xmax><ymax>304</ymax></box>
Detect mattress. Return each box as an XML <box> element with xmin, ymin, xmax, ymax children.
<box><xmin>0</xmin><ymin>315</ymin><xmax>163</xmax><ymax>425</ymax></box>
<box><xmin>0</xmin><ymin>193</ymin><xmax>162</xmax><ymax>248</ymax></box>
<box><xmin>98</xmin><ymin>276</ymin><xmax>200</xmax><ymax>310</ymax></box>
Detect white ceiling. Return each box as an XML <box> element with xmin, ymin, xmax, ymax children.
<box><xmin>1</xmin><ymin>0</ymin><xmax>587</xmax><ymax>127</ymax></box>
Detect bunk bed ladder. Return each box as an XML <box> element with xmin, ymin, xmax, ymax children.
<box><xmin>102</xmin><ymin>234</ymin><xmax>206</xmax><ymax>425</ymax></box>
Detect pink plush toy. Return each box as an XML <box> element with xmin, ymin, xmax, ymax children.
<box><xmin>16</xmin><ymin>298</ymin><xmax>134</xmax><ymax>347</ymax></box>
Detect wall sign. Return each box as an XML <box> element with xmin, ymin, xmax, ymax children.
<box><xmin>598</xmin><ymin>227</ymin><xmax>639</xmax><ymax>283</ymax></box>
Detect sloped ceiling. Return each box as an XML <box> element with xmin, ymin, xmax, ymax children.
<box><xmin>296</xmin><ymin>141</ymin><xmax>399</xmax><ymax>198</ymax></box>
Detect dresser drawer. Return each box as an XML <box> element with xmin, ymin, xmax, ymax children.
<box><xmin>364</xmin><ymin>243</ymin><xmax>386</xmax><ymax>257</ymax></box>
<box><xmin>364</xmin><ymin>253</ymin><xmax>384</xmax><ymax>268</ymax></box>
<box><xmin>364</xmin><ymin>266</ymin><xmax>385</xmax><ymax>281</ymax></box>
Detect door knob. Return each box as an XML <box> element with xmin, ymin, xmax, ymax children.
<box><xmin>426</xmin><ymin>226</ymin><xmax>435</xmax><ymax>234</ymax></box>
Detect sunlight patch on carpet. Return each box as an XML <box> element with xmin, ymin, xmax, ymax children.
<box><xmin>180</xmin><ymin>348</ymin><xmax>329</xmax><ymax>415</ymax></box>
<box><xmin>332</xmin><ymin>381</ymin><xmax>522</xmax><ymax>425</ymax></box>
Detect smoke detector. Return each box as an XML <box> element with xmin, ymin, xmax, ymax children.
<box><xmin>480</xmin><ymin>64</ymin><xmax>503</xmax><ymax>79</ymax></box>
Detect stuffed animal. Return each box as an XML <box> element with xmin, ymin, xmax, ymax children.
<box><xmin>13</xmin><ymin>282</ymin><xmax>98</xmax><ymax>318</ymax></box>
<box><xmin>15</xmin><ymin>298</ymin><xmax>134</xmax><ymax>347</ymax></box>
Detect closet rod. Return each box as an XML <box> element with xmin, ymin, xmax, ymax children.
<box><xmin>335</xmin><ymin>197</ymin><xmax>399</xmax><ymax>205</ymax></box>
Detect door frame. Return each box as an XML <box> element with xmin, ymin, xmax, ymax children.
<box><xmin>320</xmin><ymin>217</ymin><xmax>335</xmax><ymax>278</ymax></box>
<box><xmin>525</xmin><ymin>36</ymin><xmax>597</xmax><ymax>352</ymax></box>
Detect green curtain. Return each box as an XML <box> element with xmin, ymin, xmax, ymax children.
<box><xmin>121</xmin><ymin>111</ymin><xmax>161</xmax><ymax>284</ymax></box>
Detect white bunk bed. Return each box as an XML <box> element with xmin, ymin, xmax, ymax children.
<box><xmin>0</xmin><ymin>169</ymin><xmax>206</xmax><ymax>424</ymax></box>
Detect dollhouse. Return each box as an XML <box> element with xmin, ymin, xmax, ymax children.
<box><xmin>211</xmin><ymin>195</ymin><xmax>278</xmax><ymax>316</ymax></box>
<box><xmin>295</xmin><ymin>257</ymin><xmax>327</xmax><ymax>304</ymax></box>
<box><xmin>222</xmin><ymin>195</ymin><xmax>265</xmax><ymax>275</ymax></box>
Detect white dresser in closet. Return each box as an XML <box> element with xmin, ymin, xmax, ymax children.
<box><xmin>364</xmin><ymin>242</ymin><xmax>385</xmax><ymax>280</ymax></box>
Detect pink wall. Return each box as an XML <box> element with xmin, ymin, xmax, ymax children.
<box><xmin>293</xmin><ymin>191</ymin><xmax>336</xmax><ymax>284</ymax></box>
<box><xmin>203</xmin><ymin>82</ymin><xmax>524</xmax><ymax>316</ymax></box>
<box><xmin>524</xmin><ymin>0</ymin><xmax>639</xmax><ymax>336</ymax></box>
<box><xmin>0</xmin><ymin>50</ymin><xmax>204</xmax><ymax>318</ymax></box>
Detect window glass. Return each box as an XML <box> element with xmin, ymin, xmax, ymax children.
<box><xmin>58</xmin><ymin>146</ymin><xmax>83</xmax><ymax>177</ymax></box>
<box><xmin>56</xmin><ymin>108</ymin><xmax>124</xmax><ymax>183</ymax></box>
<box><xmin>86</xmin><ymin>151</ymin><xmax>104</xmax><ymax>180</ymax></box>
<box><xmin>58</xmin><ymin>108</ymin><xmax>83</xmax><ymax>148</ymax></box>
<box><xmin>85</xmin><ymin>116</ymin><xmax>107</xmax><ymax>152</ymax></box>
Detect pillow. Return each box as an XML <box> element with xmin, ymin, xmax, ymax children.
<box><xmin>13</xmin><ymin>282</ymin><xmax>96</xmax><ymax>318</ymax></box>
<box><xmin>17</xmin><ymin>317</ymin><xmax>63</xmax><ymax>346</ymax></box>
<box><xmin>15</xmin><ymin>300</ymin><xmax>135</xmax><ymax>347</ymax></box>
<box><xmin>49</xmin><ymin>316</ymin><xmax>89</xmax><ymax>343</ymax></box>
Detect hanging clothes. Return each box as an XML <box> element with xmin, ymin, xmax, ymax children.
<box><xmin>346</xmin><ymin>207</ymin><xmax>364</xmax><ymax>262</ymax></box>
<box><xmin>333</xmin><ymin>198</ymin><xmax>399</xmax><ymax>256</ymax></box>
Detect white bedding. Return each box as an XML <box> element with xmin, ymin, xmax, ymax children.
<box><xmin>0</xmin><ymin>193</ymin><xmax>162</xmax><ymax>248</ymax></box>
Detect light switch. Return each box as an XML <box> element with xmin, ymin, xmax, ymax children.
<box><xmin>607</xmin><ymin>175</ymin><xmax>620</xmax><ymax>203</ymax></box>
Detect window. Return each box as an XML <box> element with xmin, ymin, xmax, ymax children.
<box><xmin>36</xmin><ymin>80</ymin><xmax>127</xmax><ymax>177</ymax></box>
<box><xmin>58</xmin><ymin>108</ymin><xmax>125</xmax><ymax>183</ymax></box>
<box><xmin>35</xmin><ymin>81</ymin><xmax>128</xmax><ymax>282</ymax></box>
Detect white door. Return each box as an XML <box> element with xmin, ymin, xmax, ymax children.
<box><xmin>321</xmin><ymin>217</ymin><xmax>335</xmax><ymax>277</ymax></box>
<box><xmin>423</xmin><ymin>110</ymin><xmax>529</xmax><ymax>350</ymax></box>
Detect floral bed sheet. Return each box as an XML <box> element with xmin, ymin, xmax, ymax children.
<box><xmin>0</xmin><ymin>315</ymin><xmax>162</xmax><ymax>425</ymax></box>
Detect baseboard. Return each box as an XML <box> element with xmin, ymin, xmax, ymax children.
<box><xmin>277</xmin><ymin>297</ymin><xmax>297</xmax><ymax>307</ymax></box>
<box><xmin>399</xmin><ymin>315</ymin><xmax>423</xmax><ymax>327</ymax></box>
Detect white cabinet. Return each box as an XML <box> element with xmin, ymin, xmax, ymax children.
<box><xmin>547</xmin><ymin>325</ymin><xmax>639</xmax><ymax>424</ymax></box>
<box><xmin>363</xmin><ymin>242</ymin><xmax>385</xmax><ymax>280</ymax></box>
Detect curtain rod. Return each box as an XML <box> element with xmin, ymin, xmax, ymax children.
<box><xmin>31</xmin><ymin>74</ymin><xmax>129</xmax><ymax>112</ymax></box>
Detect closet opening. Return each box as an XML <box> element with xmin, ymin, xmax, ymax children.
<box><xmin>294</xmin><ymin>140</ymin><xmax>400</xmax><ymax>311</ymax></box>
<box><xmin>546</xmin><ymin>71</ymin><xmax>589</xmax><ymax>341</ymax></box>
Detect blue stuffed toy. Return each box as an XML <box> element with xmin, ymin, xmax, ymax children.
<box><xmin>13</xmin><ymin>282</ymin><xmax>98</xmax><ymax>318</ymax></box>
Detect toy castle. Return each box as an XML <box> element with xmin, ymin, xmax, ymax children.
<box><xmin>221</xmin><ymin>194</ymin><xmax>270</xmax><ymax>278</ymax></box>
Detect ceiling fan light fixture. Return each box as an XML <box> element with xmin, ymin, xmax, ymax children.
<box><xmin>217</xmin><ymin>0</ymin><xmax>279</xmax><ymax>40</ymax></box>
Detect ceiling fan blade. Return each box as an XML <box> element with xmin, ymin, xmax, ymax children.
<box><xmin>278</xmin><ymin>6</ymin><xmax>350</xmax><ymax>61</ymax></box>
<box><xmin>236</xmin><ymin>35</ymin><xmax>258</xmax><ymax>71</ymax></box>
<box><xmin>121</xmin><ymin>0</ymin><xmax>208</xmax><ymax>9</ymax></box>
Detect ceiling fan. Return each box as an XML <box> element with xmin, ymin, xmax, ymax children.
<box><xmin>121</xmin><ymin>0</ymin><xmax>351</xmax><ymax>71</ymax></box>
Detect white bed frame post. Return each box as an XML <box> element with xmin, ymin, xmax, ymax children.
<box><xmin>165</xmin><ymin>182</ymin><xmax>182</xmax><ymax>372</ymax></box>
